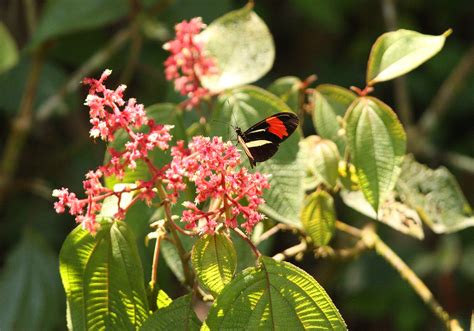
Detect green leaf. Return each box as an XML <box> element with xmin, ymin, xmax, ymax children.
<box><xmin>300</xmin><ymin>136</ymin><xmax>340</xmax><ymax>190</ymax></box>
<box><xmin>340</xmin><ymin>189</ymin><xmax>424</xmax><ymax>239</ymax></box>
<box><xmin>366</xmin><ymin>29</ymin><xmax>452</xmax><ymax>85</ymax></box>
<box><xmin>345</xmin><ymin>96</ymin><xmax>406</xmax><ymax>212</ymax></box>
<box><xmin>0</xmin><ymin>229</ymin><xmax>63</xmax><ymax>330</ymax></box>
<box><xmin>312</xmin><ymin>84</ymin><xmax>357</xmax><ymax>154</ymax></box>
<box><xmin>105</xmin><ymin>103</ymin><xmax>186</xmax><ymax>188</ymax></box>
<box><xmin>267</xmin><ymin>76</ymin><xmax>302</xmax><ymax>113</ymax></box>
<box><xmin>396</xmin><ymin>155</ymin><xmax>474</xmax><ymax>233</ymax></box>
<box><xmin>30</xmin><ymin>0</ymin><xmax>128</xmax><ymax>48</ymax></box>
<box><xmin>210</xmin><ymin>86</ymin><xmax>304</xmax><ymax>227</ymax></box>
<box><xmin>301</xmin><ymin>191</ymin><xmax>336</xmax><ymax>246</ymax></box>
<box><xmin>203</xmin><ymin>256</ymin><xmax>346</xmax><ymax>330</ymax></box>
<box><xmin>199</xmin><ymin>5</ymin><xmax>275</xmax><ymax>92</ymax></box>
<box><xmin>191</xmin><ymin>233</ymin><xmax>237</xmax><ymax>296</ymax></box>
<box><xmin>156</xmin><ymin>290</ymin><xmax>173</xmax><ymax>309</ymax></box>
<box><xmin>59</xmin><ymin>222</ymin><xmax>149</xmax><ymax>330</ymax></box>
<box><xmin>0</xmin><ymin>23</ymin><xmax>19</xmax><ymax>74</ymax></box>
<box><xmin>140</xmin><ymin>294</ymin><xmax>200</xmax><ymax>331</ymax></box>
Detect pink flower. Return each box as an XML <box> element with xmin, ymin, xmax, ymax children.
<box><xmin>163</xmin><ymin>17</ymin><xmax>217</xmax><ymax>110</ymax></box>
<box><xmin>164</xmin><ymin>136</ymin><xmax>270</xmax><ymax>234</ymax></box>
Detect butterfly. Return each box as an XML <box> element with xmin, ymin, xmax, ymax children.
<box><xmin>235</xmin><ymin>112</ymin><xmax>299</xmax><ymax>168</ymax></box>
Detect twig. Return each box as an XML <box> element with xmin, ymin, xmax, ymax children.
<box><xmin>380</xmin><ymin>0</ymin><xmax>414</xmax><ymax>128</ymax></box>
<box><xmin>336</xmin><ymin>220</ymin><xmax>461</xmax><ymax>330</ymax></box>
<box><xmin>253</xmin><ymin>223</ymin><xmax>288</xmax><ymax>246</ymax></box>
<box><xmin>272</xmin><ymin>241</ymin><xmax>307</xmax><ymax>262</ymax></box>
<box><xmin>419</xmin><ymin>45</ymin><xmax>474</xmax><ymax>135</ymax></box>
<box><xmin>22</xmin><ymin>0</ymin><xmax>37</xmax><ymax>36</ymax></box>
<box><xmin>315</xmin><ymin>240</ymin><xmax>367</xmax><ymax>261</ymax></box>
<box><xmin>36</xmin><ymin>28</ymin><xmax>132</xmax><ymax>121</ymax></box>
<box><xmin>0</xmin><ymin>45</ymin><xmax>45</xmax><ymax>207</ymax></box>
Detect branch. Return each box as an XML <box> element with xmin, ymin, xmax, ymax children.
<box><xmin>0</xmin><ymin>45</ymin><xmax>45</xmax><ymax>206</ymax></box>
<box><xmin>36</xmin><ymin>27</ymin><xmax>132</xmax><ymax>121</ymax></box>
<box><xmin>272</xmin><ymin>241</ymin><xmax>307</xmax><ymax>262</ymax></box>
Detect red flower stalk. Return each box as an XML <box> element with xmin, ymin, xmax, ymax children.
<box><xmin>53</xmin><ymin>70</ymin><xmax>173</xmax><ymax>232</ymax></box>
<box><xmin>163</xmin><ymin>17</ymin><xmax>217</xmax><ymax>110</ymax></box>
<box><xmin>165</xmin><ymin>136</ymin><xmax>270</xmax><ymax>234</ymax></box>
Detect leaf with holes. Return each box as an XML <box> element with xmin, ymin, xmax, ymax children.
<box><xmin>59</xmin><ymin>222</ymin><xmax>149</xmax><ymax>330</ymax></box>
<box><xmin>210</xmin><ymin>86</ymin><xmax>304</xmax><ymax>227</ymax></box>
<box><xmin>312</xmin><ymin>85</ymin><xmax>357</xmax><ymax>154</ymax></box>
<box><xmin>366</xmin><ymin>29</ymin><xmax>452</xmax><ymax>85</ymax></box>
<box><xmin>191</xmin><ymin>233</ymin><xmax>237</xmax><ymax>296</ymax></box>
<box><xmin>396</xmin><ymin>155</ymin><xmax>474</xmax><ymax>233</ymax></box>
<box><xmin>203</xmin><ymin>256</ymin><xmax>346</xmax><ymax>330</ymax></box>
<box><xmin>139</xmin><ymin>294</ymin><xmax>200</xmax><ymax>331</ymax></box>
<box><xmin>199</xmin><ymin>5</ymin><xmax>275</xmax><ymax>92</ymax></box>
<box><xmin>301</xmin><ymin>191</ymin><xmax>336</xmax><ymax>246</ymax></box>
<box><xmin>345</xmin><ymin>96</ymin><xmax>406</xmax><ymax>213</ymax></box>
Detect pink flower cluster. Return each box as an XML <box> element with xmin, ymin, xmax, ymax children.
<box><xmin>163</xmin><ymin>17</ymin><xmax>217</xmax><ymax>110</ymax></box>
<box><xmin>165</xmin><ymin>136</ymin><xmax>270</xmax><ymax>234</ymax></box>
<box><xmin>53</xmin><ymin>70</ymin><xmax>173</xmax><ymax>232</ymax></box>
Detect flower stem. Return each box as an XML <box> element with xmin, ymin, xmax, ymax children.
<box><xmin>232</xmin><ymin>227</ymin><xmax>261</xmax><ymax>258</ymax></box>
<box><xmin>150</xmin><ymin>231</ymin><xmax>162</xmax><ymax>290</ymax></box>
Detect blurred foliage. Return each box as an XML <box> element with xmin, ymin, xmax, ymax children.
<box><xmin>0</xmin><ymin>0</ymin><xmax>472</xmax><ymax>330</ymax></box>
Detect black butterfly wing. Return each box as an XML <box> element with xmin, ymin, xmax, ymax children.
<box><xmin>242</xmin><ymin>112</ymin><xmax>299</xmax><ymax>163</ymax></box>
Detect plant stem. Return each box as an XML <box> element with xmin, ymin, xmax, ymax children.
<box><xmin>150</xmin><ymin>231</ymin><xmax>163</xmax><ymax>289</ymax></box>
<box><xmin>272</xmin><ymin>241</ymin><xmax>307</xmax><ymax>262</ymax></box>
<box><xmin>22</xmin><ymin>0</ymin><xmax>37</xmax><ymax>36</ymax></box>
<box><xmin>36</xmin><ymin>28</ymin><xmax>132</xmax><ymax>121</ymax></box>
<box><xmin>336</xmin><ymin>220</ymin><xmax>461</xmax><ymax>330</ymax></box>
<box><xmin>0</xmin><ymin>45</ymin><xmax>45</xmax><ymax>207</ymax></box>
<box><xmin>232</xmin><ymin>227</ymin><xmax>261</xmax><ymax>258</ymax></box>
<box><xmin>156</xmin><ymin>182</ymin><xmax>194</xmax><ymax>288</ymax></box>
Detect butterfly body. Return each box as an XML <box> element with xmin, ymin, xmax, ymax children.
<box><xmin>235</xmin><ymin>112</ymin><xmax>299</xmax><ymax>168</ymax></box>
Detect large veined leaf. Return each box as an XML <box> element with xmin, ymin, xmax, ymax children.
<box><xmin>0</xmin><ymin>229</ymin><xmax>63</xmax><ymax>330</ymax></box>
<box><xmin>345</xmin><ymin>96</ymin><xmax>406</xmax><ymax>213</ymax></box>
<box><xmin>340</xmin><ymin>190</ymin><xmax>424</xmax><ymax>239</ymax></box>
<box><xmin>300</xmin><ymin>136</ymin><xmax>340</xmax><ymax>190</ymax></box>
<box><xmin>105</xmin><ymin>103</ymin><xmax>186</xmax><ymax>188</ymax></box>
<box><xmin>366</xmin><ymin>29</ymin><xmax>452</xmax><ymax>85</ymax></box>
<box><xmin>210</xmin><ymin>86</ymin><xmax>304</xmax><ymax>227</ymax></box>
<box><xmin>203</xmin><ymin>256</ymin><xmax>346</xmax><ymax>330</ymax></box>
<box><xmin>312</xmin><ymin>84</ymin><xmax>357</xmax><ymax>155</ymax></box>
<box><xmin>301</xmin><ymin>191</ymin><xmax>336</xmax><ymax>246</ymax></box>
<box><xmin>199</xmin><ymin>5</ymin><xmax>275</xmax><ymax>92</ymax></box>
<box><xmin>59</xmin><ymin>222</ymin><xmax>149</xmax><ymax>330</ymax></box>
<box><xmin>0</xmin><ymin>23</ymin><xmax>19</xmax><ymax>74</ymax></box>
<box><xmin>191</xmin><ymin>233</ymin><xmax>237</xmax><ymax>296</ymax></box>
<box><xmin>396</xmin><ymin>155</ymin><xmax>474</xmax><ymax>233</ymax></box>
<box><xmin>140</xmin><ymin>294</ymin><xmax>200</xmax><ymax>331</ymax></box>
<box><xmin>30</xmin><ymin>0</ymin><xmax>128</xmax><ymax>48</ymax></box>
<box><xmin>267</xmin><ymin>76</ymin><xmax>302</xmax><ymax>113</ymax></box>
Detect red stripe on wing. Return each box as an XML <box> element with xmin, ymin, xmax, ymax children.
<box><xmin>265</xmin><ymin>116</ymin><xmax>288</xmax><ymax>139</ymax></box>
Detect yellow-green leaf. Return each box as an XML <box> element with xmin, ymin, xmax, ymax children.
<box><xmin>0</xmin><ymin>23</ymin><xmax>19</xmax><ymax>74</ymax></box>
<box><xmin>191</xmin><ymin>233</ymin><xmax>237</xmax><ymax>296</ymax></box>
<box><xmin>312</xmin><ymin>85</ymin><xmax>357</xmax><ymax>154</ymax></box>
<box><xmin>345</xmin><ymin>97</ymin><xmax>406</xmax><ymax>212</ymax></box>
<box><xmin>366</xmin><ymin>29</ymin><xmax>452</xmax><ymax>85</ymax></box>
<box><xmin>203</xmin><ymin>256</ymin><xmax>346</xmax><ymax>330</ymax></box>
<box><xmin>199</xmin><ymin>5</ymin><xmax>275</xmax><ymax>92</ymax></box>
<box><xmin>301</xmin><ymin>191</ymin><xmax>336</xmax><ymax>246</ymax></box>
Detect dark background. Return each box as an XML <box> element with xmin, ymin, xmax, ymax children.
<box><xmin>0</xmin><ymin>0</ymin><xmax>473</xmax><ymax>330</ymax></box>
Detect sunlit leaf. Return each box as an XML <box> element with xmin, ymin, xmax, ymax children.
<box><xmin>0</xmin><ymin>22</ymin><xmax>19</xmax><ymax>74</ymax></box>
<box><xmin>203</xmin><ymin>256</ymin><xmax>346</xmax><ymax>330</ymax></box>
<box><xmin>0</xmin><ymin>229</ymin><xmax>63</xmax><ymax>330</ymax></box>
<box><xmin>140</xmin><ymin>294</ymin><xmax>200</xmax><ymax>331</ymax></box>
<box><xmin>366</xmin><ymin>29</ymin><xmax>452</xmax><ymax>85</ymax></box>
<box><xmin>59</xmin><ymin>222</ymin><xmax>149</xmax><ymax>330</ymax></box>
<box><xmin>396</xmin><ymin>155</ymin><xmax>474</xmax><ymax>233</ymax></box>
<box><xmin>210</xmin><ymin>86</ymin><xmax>304</xmax><ymax>227</ymax></box>
<box><xmin>267</xmin><ymin>76</ymin><xmax>302</xmax><ymax>113</ymax></box>
<box><xmin>300</xmin><ymin>136</ymin><xmax>340</xmax><ymax>190</ymax></box>
<box><xmin>199</xmin><ymin>5</ymin><xmax>275</xmax><ymax>92</ymax></box>
<box><xmin>345</xmin><ymin>96</ymin><xmax>406</xmax><ymax>212</ymax></box>
<box><xmin>191</xmin><ymin>233</ymin><xmax>237</xmax><ymax>296</ymax></box>
<box><xmin>340</xmin><ymin>190</ymin><xmax>424</xmax><ymax>239</ymax></box>
<box><xmin>301</xmin><ymin>191</ymin><xmax>336</xmax><ymax>246</ymax></box>
<box><xmin>312</xmin><ymin>84</ymin><xmax>356</xmax><ymax>154</ymax></box>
